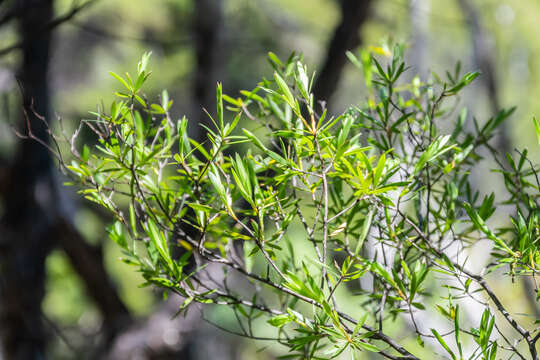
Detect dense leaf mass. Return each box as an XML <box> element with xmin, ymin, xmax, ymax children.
<box><xmin>60</xmin><ymin>47</ymin><xmax>540</xmax><ymax>359</ymax></box>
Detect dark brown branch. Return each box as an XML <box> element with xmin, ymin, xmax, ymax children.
<box><xmin>70</xmin><ymin>20</ymin><xmax>192</xmax><ymax>47</ymax></box>
<box><xmin>0</xmin><ymin>0</ymin><xmax>97</xmax><ymax>57</ymax></box>
<box><xmin>0</xmin><ymin>1</ymin><xmax>24</xmax><ymax>28</ymax></box>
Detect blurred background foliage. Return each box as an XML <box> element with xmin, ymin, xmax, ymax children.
<box><xmin>0</xmin><ymin>0</ymin><xmax>538</xmax><ymax>359</ymax></box>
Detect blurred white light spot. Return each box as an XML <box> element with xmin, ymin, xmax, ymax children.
<box><xmin>495</xmin><ymin>4</ymin><xmax>515</xmax><ymax>25</ymax></box>
<box><xmin>163</xmin><ymin>327</ymin><xmax>180</xmax><ymax>346</ymax></box>
<box><xmin>509</xmin><ymin>48</ymin><xmax>529</xmax><ymax>82</ymax></box>
<box><xmin>0</xmin><ymin>67</ymin><xmax>13</xmax><ymax>92</ymax></box>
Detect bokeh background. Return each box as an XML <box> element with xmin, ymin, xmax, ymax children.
<box><xmin>0</xmin><ymin>0</ymin><xmax>538</xmax><ymax>359</ymax></box>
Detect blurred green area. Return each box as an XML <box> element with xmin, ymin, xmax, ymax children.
<box><xmin>43</xmin><ymin>0</ymin><xmax>540</xmax><ymax>152</ymax></box>
<box><xmin>1</xmin><ymin>0</ymin><xmax>539</xmax><ymax>358</ymax></box>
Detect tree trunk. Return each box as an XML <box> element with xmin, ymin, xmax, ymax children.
<box><xmin>192</xmin><ymin>0</ymin><xmax>224</xmax><ymax>142</ymax></box>
<box><xmin>0</xmin><ymin>0</ymin><xmax>54</xmax><ymax>358</ymax></box>
<box><xmin>0</xmin><ymin>1</ymin><xmax>132</xmax><ymax>357</ymax></box>
<box><xmin>313</xmin><ymin>0</ymin><xmax>373</xmax><ymax>111</ymax></box>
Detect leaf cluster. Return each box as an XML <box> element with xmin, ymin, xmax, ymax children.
<box><xmin>59</xmin><ymin>46</ymin><xmax>540</xmax><ymax>360</ymax></box>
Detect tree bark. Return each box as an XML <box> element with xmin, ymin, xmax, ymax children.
<box><xmin>192</xmin><ymin>0</ymin><xmax>224</xmax><ymax>142</ymax></box>
<box><xmin>0</xmin><ymin>1</ymin><xmax>132</xmax><ymax>357</ymax></box>
<box><xmin>0</xmin><ymin>1</ymin><xmax>54</xmax><ymax>358</ymax></box>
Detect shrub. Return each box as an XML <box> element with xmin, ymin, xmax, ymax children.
<box><xmin>57</xmin><ymin>46</ymin><xmax>540</xmax><ymax>359</ymax></box>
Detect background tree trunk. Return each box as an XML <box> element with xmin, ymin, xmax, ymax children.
<box><xmin>313</xmin><ymin>0</ymin><xmax>373</xmax><ymax>111</ymax></box>
<box><xmin>0</xmin><ymin>1</ymin><xmax>55</xmax><ymax>358</ymax></box>
<box><xmin>192</xmin><ymin>0</ymin><xmax>224</xmax><ymax>142</ymax></box>
<box><xmin>0</xmin><ymin>1</ymin><xmax>132</xmax><ymax>357</ymax></box>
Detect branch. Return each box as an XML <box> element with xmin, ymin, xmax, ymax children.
<box><xmin>0</xmin><ymin>1</ymin><xmax>24</xmax><ymax>28</ymax></box>
<box><xmin>0</xmin><ymin>0</ymin><xmax>98</xmax><ymax>57</ymax></box>
<box><xmin>397</xmin><ymin>209</ymin><xmax>537</xmax><ymax>358</ymax></box>
<box><xmin>69</xmin><ymin>20</ymin><xmax>192</xmax><ymax>47</ymax></box>
<box><xmin>458</xmin><ymin>0</ymin><xmax>540</xmax><ymax>327</ymax></box>
<box><xmin>190</xmin><ymin>241</ymin><xmax>421</xmax><ymax>359</ymax></box>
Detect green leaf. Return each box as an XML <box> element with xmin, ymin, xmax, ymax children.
<box><xmin>267</xmin><ymin>314</ymin><xmax>292</xmax><ymax>327</ymax></box>
<box><xmin>353</xmin><ymin>313</ymin><xmax>368</xmax><ymax>336</ymax></box>
<box><xmin>180</xmin><ymin>296</ymin><xmax>194</xmax><ymax>310</ymax></box>
<box><xmin>356</xmin><ymin>341</ymin><xmax>379</xmax><ymax>352</ymax></box>
<box><xmin>268</xmin><ymin>51</ymin><xmax>283</xmax><ymax>68</ymax></box>
<box><xmin>187</xmin><ymin>202</ymin><xmax>213</xmax><ymax>214</ymax></box>
<box><xmin>208</xmin><ymin>167</ymin><xmax>234</xmax><ymax>217</ymax></box>
<box><xmin>146</xmin><ymin>219</ymin><xmax>171</xmax><ymax>266</ymax></box>
<box><xmin>431</xmin><ymin>329</ymin><xmax>456</xmax><ymax>360</ymax></box>
<box><xmin>355</xmin><ymin>209</ymin><xmax>374</xmax><ymax>255</ymax></box>
<box><xmin>533</xmin><ymin>117</ymin><xmax>540</xmax><ymax>145</ymax></box>
<box><xmin>454</xmin><ymin>306</ymin><xmax>463</xmax><ymax>359</ymax></box>
<box><xmin>129</xmin><ymin>203</ymin><xmax>138</xmax><ymax>238</ymax></box>
<box><xmin>240</xmin><ymin>89</ymin><xmax>268</xmax><ymax>107</ymax></box>
<box><xmin>81</xmin><ymin>145</ymin><xmax>90</xmax><ymax>162</ymax></box>
<box><xmin>134</xmin><ymin>94</ymin><xmax>146</xmax><ymax>107</ymax></box>
<box><xmin>216</xmin><ymin>82</ymin><xmax>224</xmax><ymax>131</ymax></box>
<box><xmin>369</xmin><ymin>262</ymin><xmax>400</xmax><ymax>295</ymax></box>
<box><xmin>346</xmin><ymin>51</ymin><xmax>362</xmax><ymax>69</ymax></box>
<box><xmin>108</xmin><ymin>221</ymin><xmax>127</xmax><ymax>249</ymax></box>
<box><xmin>464</xmin><ymin>202</ymin><xmax>516</xmax><ymax>256</ymax></box>
<box><xmin>242</xmin><ymin>128</ymin><xmax>267</xmax><ymax>151</ymax></box>
<box><xmin>274</xmin><ymin>72</ymin><xmax>297</xmax><ymax>111</ymax></box>
<box><xmin>267</xmin><ymin>150</ymin><xmax>288</xmax><ymax>166</ymax></box>
<box><xmin>489</xmin><ymin>341</ymin><xmax>498</xmax><ymax>360</ymax></box>
<box><xmin>137</xmin><ymin>51</ymin><xmax>152</xmax><ymax>75</ymax></box>
<box><xmin>446</xmin><ymin>71</ymin><xmax>479</xmax><ymax>94</ymax></box>
<box><xmin>150</xmin><ymin>277</ymin><xmax>175</xmax><ymax>288</ymax></box>
<box><xmin>109</xmin><ymin>71</ymin><xmax>132</xmax><ymax>92</ymax></box>
<box><xmin>416</xmin><ymin>335</ymin><xmax>425</xmax><ymax>348</ymax></box>
<box><xmin>373</xmin><ymin>153</ymin><xmax>386</xmax><ymax>186</ymax></box>
<box><xmin>222</xmin><ymin>93</ymin><xmax>241</xmax><ymax>106</ymax></box>
<box><xmin>414</xmin><ymin>135</ymin><xmax>454</xmax><ymax>175</ymax></box>
<box><xmin>360</xmin><ymin>49</ymin><xmax>372</xmax><ymax>88</ymax></box>
<box><xmin>295</xmin><ymin>62</ymin><xmax>309</xmax><ymax>99</ymax></box>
